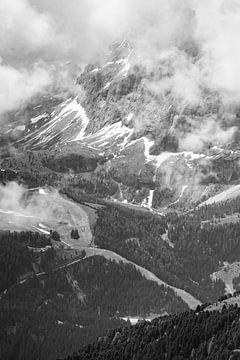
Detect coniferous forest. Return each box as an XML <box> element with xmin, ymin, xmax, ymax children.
<box><xmin>3</xmin><ymin>195</ymin><xmax>240</xmax><ymax>359</ymax></box>
<box><xmin>63</xmin><ymin>304</ymin><xmax>240</xmax><ymax>360</ymax></box>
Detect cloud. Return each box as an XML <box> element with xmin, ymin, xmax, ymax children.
<box><xmin>0</xmin><ymin>0</ymin><xmax>56</xmax><ymax>116</ymax></box>
<box><xmin>177</xmin><ymin>116</ymin><xmax>237</xmax><ymax>152</ymax></box>
<box><xmin>0</xmin><ymin>182</ymin><xmax>51</xmax><ymax>226</ymax></box>
<box><xmin>30</xmin><ymin>0</ymin><xmax>194</xmax><ymax>63</ymax></box>
<box><xmin>192</xmin><ymin>0</ymin><xmax>240</xmax><ymax>104</ymax></box>
<box><xmin>0</xmin><ymin>0</ymin><xmax>55</xmax><ymax>59</ymax></box>
<box><xmin>144</xmin><ymin>48</ymin><xmax>202</xmax><ymax>107</ymax></box>
<box><xmin>29</xmin><ymin>0</ymin><xmax>240</xmax><ymax>107</ymax></box>
<box><xmin>1</xmin><ymin>0</ymin><xmax>240</xmax><ymax>150</ymax></box>
<box><xmin>0</xmin><ymin>61</ymin><xmax>51</xmax><ymax>114</ymax></box>
<box><xmin>3</xmin><ymin>0</ymin><xmax>240</xmax><ymax>98</ymax></box>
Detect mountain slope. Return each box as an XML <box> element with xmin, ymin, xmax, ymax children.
<box><xmin>64</xmin><ymin>292</ymin><xmax>240</xmax><ymax>360</ymax></box>
<box><xmin>2</xmin><ymin>42</ymin><xmax>240</xmax><ymax>211</ymax></box>
<box><xmin>0</xmin><ymin>231</ymin><xmax>188</xmax><ymax>360</ymax></box>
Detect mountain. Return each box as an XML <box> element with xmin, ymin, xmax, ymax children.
<box><xmin>2</xmin><ymin>41</ymin><xmax>240</xmax><ymax>210</ymax></box>
<box><xmin>2</xmin><ymin>41</ymin><xmax>240</xmax><ymax>359</ymax></box>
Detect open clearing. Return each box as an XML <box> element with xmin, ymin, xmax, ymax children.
<box><xmin>0</xmin><ymin>188</ymin><xmax>93</xmax><ymax>247</ymax></box>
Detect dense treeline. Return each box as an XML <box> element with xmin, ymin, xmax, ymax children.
<box><xmin>44</xmin><ymin>154</ymin><xmax>99</xmax><ymax>174</ymax></box>
<box><xmin>152</xmin><ymin>187</ymin><xmax>174</xmax><ymax>208</ymax></box>
<box><xmin>70</xmin><ymin>256</ymin><xmax>187</xmax><ymax>316</ymax></box>
<box><xmin>60</xmin><ymin>178</ymin><xmax>118</xmax><ymax>203</ymax></box>
<box><xmin>0</xmin><ymin>234</ymin><xmax>33</xmax><ymax>292</ymax></box>
<box><xmin>0</xmin><ymin>255</ymin><xmax>186</xmax><ymax>360</ymax></box>
<box><xmin>93</xmin><ymin>204</ymin><xmax>225</xmax><ymax>302</ymax></box>
<box><xmin>167</xmin><ymin>199</ymin><xmax>240</xmax><ymax>291</ymax></box>
<box><xmin>94</xmin><ymin>204</ymin><xmax>167</xmax><ymax>243</ymax></box>
<box><xmin>0</xmin><ymin>231</ymin><xmax>53</xmax><ymax>292</ymax></box>
<box><xmin>1</xmin><ymin>150</ymin><xmax>61</xmax><ymax>187</ymax></box>
<box><xmin>194</xmin><ymin>196</ymin><xmax>240</xmax><ymax>221</ymax></box>
<box><xmin>170</xmin><ymin>220</ymin><xmax>240</xmax><ymax>263</ymax></box>
<box><xmin>0</xmin><ymin>230</ymin><xmax>52</xmax><ymax>248</ymax></box>
<box><xmin>167</xmin><ymin>197</ymin><xmax>240</xmax><ymax>227</ymax></box>
<box><xmin>64</xmin><ymin>304</ymin><xmax>240</xmax><ymax>360</ymax></box>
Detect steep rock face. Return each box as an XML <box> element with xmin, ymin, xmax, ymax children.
<box><xmin>2</xmin><ymin>42</ymin><xmax>240</xmax><ymax>209</ymax></box>
<box><xmin>77</xmin><ymin>42</ymin><xmax>240</xmax><ymax>153</ymax></box>
<box><xmin>77</xmin><ymin>42</ymin><xmax>179</xmax><ymax>143</ymax></box>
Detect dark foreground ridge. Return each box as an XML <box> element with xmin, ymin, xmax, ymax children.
<box><xmin>62</xmin><ymin>299</ymin><xmax>240</xmax><ymax>360</ymax></box>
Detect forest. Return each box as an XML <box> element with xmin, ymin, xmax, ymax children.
<box><xmin>2</xmin><ymin>191</ymin><xmax>240</xmax><ymax>359</ymax></box>
<box><xmin>93</xmin><ymin>203</ymin><xmax>227</xmax><ymax>302</ymax></box>
<box><xmin>64</xmin><ymin>303</ymin><xmax>240</xmax><ymax>360</ymax></box>
<box><xmin>0</xmin><ymin>231</ymin><xmax>186</xmax><ymax>360</ymax></box>
<box><xmin>0</xmin><ymin>231</ymin><xmax>54</xmax><ymax>292</ymax></box>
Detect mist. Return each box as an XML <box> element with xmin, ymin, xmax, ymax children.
<box><xmin>28</xmin><ymin>0</ymin><xmax>240</xmax><ymax>102</ymax></box>
<box><xmin>1</xmin><ymin>0</ymin><xmax>240</xmax><ymax>148</ymax></box>
<box><xmin>0</xmin><ymin>182</ymin><xmax>52</xmax><ymax>226</ymax></box>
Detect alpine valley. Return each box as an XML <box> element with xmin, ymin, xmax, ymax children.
<box><xmin>2</xmin><ymin>41</ymin><xmax>240</xmax><ymax>360</ymax></box>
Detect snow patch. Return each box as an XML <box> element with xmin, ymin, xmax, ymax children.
<box><xmin>126</xmin><ymin>112</ymin><xmax>134</xmax><ymax>122</ymax></box>
<box><xmin>15</xmin><ymin>125</ymin><xmax>26</xmax><ymax>131</ymax></box>
<box><xmin>69</xmin><ymin>100</ymin><xmax>90</xmax><ymax>141</ymax></box>
<box><xmin>19</xmin><ymin>279</ymin><xmax>27</xmax><ymax>284</ymax></box>
<box><xmin>182</xmin><ymin>152</ymin><xmax>205</xmax><ymax>160</ymax></box>
<box><xmin>147</xmin><ymin>190</ymin><xmax>154</xmax><ymax>210</ymax></box>
<box><xmin>169</xmin><ymin>185</ymin><xmax>188</xmax><ymax>206</ymax></box>
<box><xmin>155</xmin><ymin>152</ymin><xmax>174</xmax><ymax>168</ymax></box>
<box><xmin>118</xmin><ymin>49</ymin><xmax>133</xmax><ymax>77</ymax></box>
<box><xmin>102</xmin><ymin>81</ymin><xmax>112</xmax><ymax>90</ymax></box>
<box><xmin>121</xmin><ymin>317</ymin><xmax>151</xmax><ymax>325</ymax></box>
<box><xmin>0</xmin><ymin>209</ymin><xmax>36</xmax><ymax>218</ymax></box>
<box><xmin>86</xmin><ymin>121</ymin><xmax>132</xmax><ymax>148</ymax></box>
<box><xmin>34</xmin><ymin>226</ymin><xmax>50</xmax><ymax>235</ymax></box>
<box><xmin>98</xmin><ymin>141</ymin><xmax>109</xmax><ymax>147</ymax></box>
<box><xmin>142</xmin><ymin>138</ymin><xmax>206</xmax><ymax>169</ymax></box>
<box><xmin>102</xmin><ymin>61</ymin><xmax>114</xmax><ymax>69</ymax></box>
<box><xmin>30</xmin><ymin>114</ymin><xmax>47</xmax><ymax>124</ymax></box>
<box><xmin>119</xmin><ymin>128</ymin><xmax>134</xmax><ymax>150</ymax></box>
<box><xmin>141</xmin><ymin>189</ymin><xmax>154</xmax><ymax>211</ymax></box>
<box><xmin>143</xmin><ymin>137</ymin><xmax>155</xmax><ymax>161</ymax></box>
<box><xmin>39</xmin><ymin>188</ymin><xmax>48</xmax><ymax>195</ymax></box>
